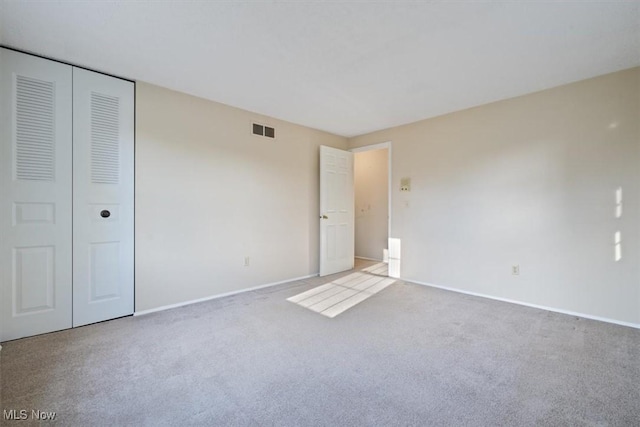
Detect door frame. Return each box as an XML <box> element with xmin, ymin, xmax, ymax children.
<box><xmin>350</xmin><ymin>141</ymin><xmax>392</xmax><ymax>258</ymax></box>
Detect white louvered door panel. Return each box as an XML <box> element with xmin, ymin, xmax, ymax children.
<box><xmin>72</xmin><ymin>67</ymin><xmax>134</xmax><ymax>327</ymax></box>
<box><xmin>0</xmin><ymin>48</ymin><xmax>73</xmax><ymax>341</ymax></box>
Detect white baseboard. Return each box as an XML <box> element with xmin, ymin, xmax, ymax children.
<box><xmin>405</xmin><ymin>278</ymin><xmax>640</xmax><ymax>330</ymax></box>
<box><xmin>355</xmin><ymin>256</ymin><xmax>383</xmax><ymax>262</ymax></box>
<box><xmin>134</xmin><ymin>273</ymin><xmax>319</xmax><ymax>316</ymax></box>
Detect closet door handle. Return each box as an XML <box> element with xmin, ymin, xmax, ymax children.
<box><xmin>100</xmin><ymin>210</ymin><xmax>111</xmax><ymax>218</ymax></box>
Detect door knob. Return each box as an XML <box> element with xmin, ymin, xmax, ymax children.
<box><xmin>100</xmin><ymin>210</ymin><xmax>111</xmax><ymax>218</ymax></box>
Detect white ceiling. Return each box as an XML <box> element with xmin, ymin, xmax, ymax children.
<box><xmin>1</xmin><ymin>1</ymin><xmax>639</xmax><ymax>137</ymax></box>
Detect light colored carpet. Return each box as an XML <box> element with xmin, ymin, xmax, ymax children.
<box><xmin>287</xmin><ymin>263</ymin><xmax>394</xmax><ymax>318</ymax></box>
<box><xmin>1</xmin><ymin>259</ymin><xmax>639</xmax><ymax>426</ymax></box>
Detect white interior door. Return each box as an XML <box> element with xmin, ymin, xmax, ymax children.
<box><xmin>0</xmin><ymin>48</ymin><xmax>73</xmax><ymax>341</ymax></box>
<box><xmin>319</xmin><ymin>145</ymin><xmax>354</xmax><ymax>276</ymax></box>
<box><xmin>72</xmin><ymin>67</ymin><xmax>134</xmax><ymax>327</ymax></box>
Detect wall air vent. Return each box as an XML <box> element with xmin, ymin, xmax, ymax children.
<box><xmin>252</xmin><ymin>122</ymin><xmax>275</xmax><ymax>139</ymax></box>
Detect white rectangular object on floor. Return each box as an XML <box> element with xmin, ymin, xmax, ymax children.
<box><xmin>72</xmin><ymin>67</ymin><xmax>134</xmax><ymax>327</ymax></box>
<box><xmin>388</xmin><ymin>238</ymin><xmax>401</xmax><ymax>260</ymax></box>
<box><xmin>388</xmin><ymin>259</ymin><xmax>401</xmax><ymax>279</ymax></box>
<box><xmin>388</xmin><ymin>238</ymin><xmax>401</xmax><ymax>278</ymax></box>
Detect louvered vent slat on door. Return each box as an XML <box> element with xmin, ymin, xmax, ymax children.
<box><xmin>90</xmin><ymin>92</ymin><xmax>120</xmax><ymax>184</ymax></box>
<box><xmin>15</xmin><ymin>75</ymin><xmax>55</xmax><ymax>181</ymax></box>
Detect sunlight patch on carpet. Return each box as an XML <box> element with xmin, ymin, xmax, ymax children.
<box><xmin>287</xmin><ymin>265</ymin><xmax>394</xmax><ymax>318</ymax></box>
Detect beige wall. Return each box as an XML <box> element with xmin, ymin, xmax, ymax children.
<box><xmin>135</xmin><ymin>82</ymin><xmax>347</xmax><ymax>311</ymax></box>
<box><xmin>349</xmin><ymin>67</ymin><xmax>640</xmax><ymax>325</ymax></box>
<box><xmin>136</xmin><ymin>68</ymin><xmax>640</xmax><ymax>324</ymax></box>
<box><xmin>354</xmin><ymin>148</ymin><xmax>388</xmax><ymax>260</ymax></box>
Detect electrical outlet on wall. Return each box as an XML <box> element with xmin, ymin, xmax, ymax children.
<box><xmin>512</xmin><ymin>265</ymin><xmax>520</xmax><ymax>275</ymax></box>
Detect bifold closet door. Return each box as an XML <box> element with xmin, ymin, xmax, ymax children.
<box><xmin>0</xmin><ymin>49</ymin><xmax>73</xmax><ymax>341</ymax></box>
<box><xmin>72</xmin><ymin>67</ymin><xmax>134</xmax><ymax>327</ymax></box>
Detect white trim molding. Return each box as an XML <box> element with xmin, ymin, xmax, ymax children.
<box><xmin>134</xmin><ymin>273</ymin><xmax>319</xmax><ymax>316</ymax></box>
<box><xmin>349</xmin><ymin>141</ymin><xmax>391</xmax><ymax>153</ymax></box>
<box><xmin>406</xmin><ymin>278</ymin><xmax>640</xmax><ymax>330</ymax></box>
<box><xmin>355</xmin><ymin>256</ymin><xmax>383</xmax><ymax>262</ymax></box>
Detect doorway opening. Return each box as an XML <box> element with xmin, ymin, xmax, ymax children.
<box><xmin>351</xmin><ymin>142</ymin><xmax>391</xmax><ymax>271</ymax></box>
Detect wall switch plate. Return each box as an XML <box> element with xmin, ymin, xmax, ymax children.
<box><xmin>244</xmin><ymin>257</ymin><xmax>250</xmax><ymax>267</ymax></box>
<box><xmin>512</xmin><ymin>265</ymin><xmax>520</xmax><ymax>275</ymax></box>
<box><xmin>400</xmin><ymin>177</ymin><xmax>411</xmax><ymax>192</ymax></box>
